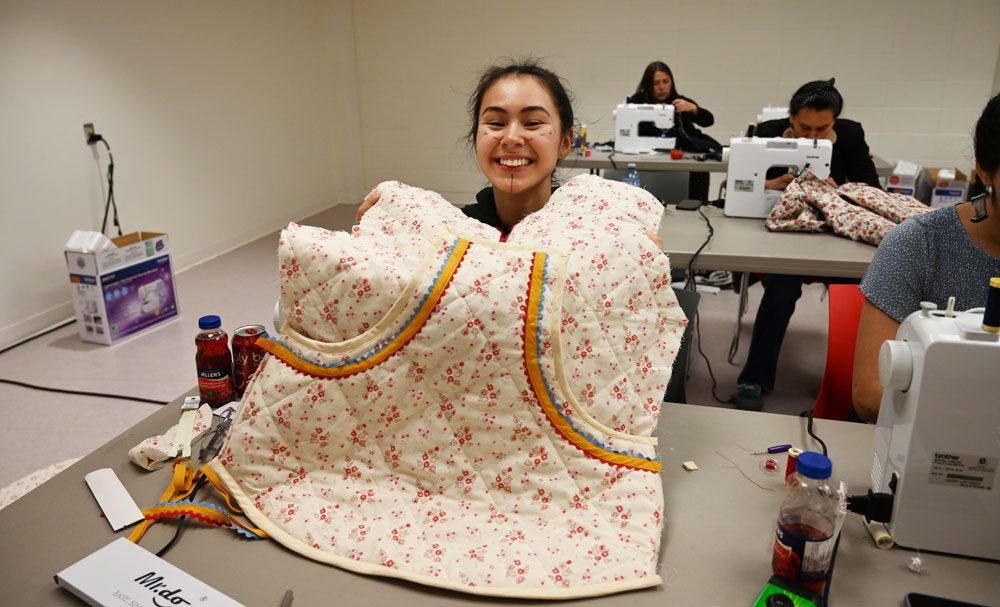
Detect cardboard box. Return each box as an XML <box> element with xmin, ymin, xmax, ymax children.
<box><xmin>885</xmin><ymin>161</ymin><xmax>932</xmax><ymax>203</ymax></box>
<box><xmin>65</xmin><ymin>231</ymin><xmax>179</xmax><ymax>345</ymax></box>
<box><xmin>928</xmin><ymin>168</ymin><xmax>969</xmax><ymax>208</ymax></box>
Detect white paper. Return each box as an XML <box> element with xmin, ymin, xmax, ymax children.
<box><xmin>83</xmin><ymin>468</ymin><xmax>143</xmax><ymax>531</ymax></box>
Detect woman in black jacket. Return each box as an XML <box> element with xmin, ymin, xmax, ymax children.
<box><xmin>627</xmin><ymin>61</ymin><xmax>716</xmax><ymax>201</ymax></box>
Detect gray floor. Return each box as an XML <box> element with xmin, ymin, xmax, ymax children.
<box><xmin>0</xmin><ymin>204</ymin><xmax>832</xmax><ymax>489</ymax></box>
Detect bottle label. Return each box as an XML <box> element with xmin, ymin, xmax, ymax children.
<box><xmin>198</xmin><ymin>368</ymin><xmax>234</xmax><ymax>401</ymax></box>
<box><xmin>773</xmin><ymin>523</ymin><xmax>834</xmax><ymax>584</ymax></box>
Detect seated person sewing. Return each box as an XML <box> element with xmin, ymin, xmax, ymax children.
<box><xmin>731</xmin><ymin>78</ymin><xmax>881</xmax><ymax>411</ymax></box>
<box><xmin>627</xmin><ymin>61</ymin><xmax>718</xmax><ymax>202</ymax></box>
<box><xmin>852</xmin><ymin>92</ymin><xmax>1000</xmax><ymax>422</ymax></box>
<box><xmin>356</xmin><ymin>60</ymin><xmax>662</xmax><ymax>248</ymax></box>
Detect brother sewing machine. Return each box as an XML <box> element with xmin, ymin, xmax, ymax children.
<box><xmin>870</xmin><ymin>301</ymin><xmax>1000</xmax><ymax>560</ymax></box>
<box><xmin>613</xmin><ymin>103</ymin><xmax>675</xmax><ymax>154</ymax></box>
<box><xmin>723</xmin><ymin>136</ymin><xmax>833</xmax><ymax>218</ymax></box>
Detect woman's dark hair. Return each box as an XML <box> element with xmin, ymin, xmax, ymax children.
<box><xmin>467</xmin><ymin>59</ymin><xmax>575</xmax><ymax>146</ymax></box>
<box><xmin>974</xmin><ymin>92</ymin><xmax>1000</xmax><ymax>176</ymax></box>
<box><xmin>634</xmin><ymin>61</ymin><xmax>677</xmax><ymax>103</ymax></box>
<box><xmin>789</xmin><ymin>79</ymin><xmax>843</xmax><ymax>118</ymax></box>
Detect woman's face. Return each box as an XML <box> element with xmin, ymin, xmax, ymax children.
<box><xmin>475</xmin><ymin>75</ymin><xmax>571</xmax><ymax>198</ymax></box>
<box><xmin>789</xmin><ymin>108</ymin><xmax>836</xmax><ymax>139</ymax></box>
<box><xmin>651</xmin><ymin>70</ymin><xmax>672</xmax><ymax>102</ymax></box>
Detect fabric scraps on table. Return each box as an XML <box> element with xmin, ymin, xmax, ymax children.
<box><xmin>767</xmin><ymin>170</ymin><xmax>932</xmax><ymax>245</ymax></box>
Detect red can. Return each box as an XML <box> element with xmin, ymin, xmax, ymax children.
<box><xmin>785</xmin><ymin>447</ymin><xmax>803</xmax><ymax>480</ymax></box>
<box><xmin>232</xmin><ymin>324</ymin><xmax>266</xmax><ymax>398</ymax></box>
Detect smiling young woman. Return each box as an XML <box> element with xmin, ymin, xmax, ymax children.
<box><xmin>356</xmin><ymin>61</ymin><xmax>573</xmax><ymax>236</ymax></box>
<box><xmin>356</xmin><ymin>60</ymin><xmax>663</xmax><ymax>250</ymax></box>
<box><xmin>466</xmin><ymin>62</ymin><xmax>574</xmax><ymax>233</ymax></box>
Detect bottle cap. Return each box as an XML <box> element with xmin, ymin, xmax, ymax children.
<box><xmin>198</xmin><ymin>315</ymin><xmax>222</xmax><ymax>330</ymax></box>
<box><xmin>796</xmin><ymin>451</ymin><xmax>832</xmax><ymax>480</ymax></box>
<box><xmin>627</xmin><ymin>162</ymin><xmax>637</xmax><ymax>168</ymax></box>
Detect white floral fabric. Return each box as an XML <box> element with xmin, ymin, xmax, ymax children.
<box><xmin>207</xmin><ymin>175</ymin><xmax>686</xmax><ymax>598</ymax></box>
<box><xmin>128</xmin><ymin>404</ymin><xmax>214</xmax><ymax>470</ymax></box>
<box><xmin>766</xmin><ymin>170</ymin><xmax>932</xmax><ymax>245</ymax></box>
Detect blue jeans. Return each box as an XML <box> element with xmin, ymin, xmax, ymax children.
<box><xmin>737</xmin><ymin>275</ymin><xmax>859</xmax><ymax>392</ymax></box>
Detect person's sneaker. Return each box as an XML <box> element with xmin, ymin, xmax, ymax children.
<box><xmin>702</xmin><ymin>270</ymin><xmax>733</xmax><ymax>289</ymax></box>
<box><xmin>731</xmin><ymin>383</ymin><xmax>764</xmax><ymax>411</ymax></box>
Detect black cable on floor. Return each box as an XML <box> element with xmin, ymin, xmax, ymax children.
<box><xmin>0</xmin><ymin>318</ymin><xmax>76</xmax><ymax>357</ymax></box>
<box><xmin>0</xmin><ymin>377</ymin><xmax>169</xmax><ymax>405</ymax></box>
<box><xmin>693</xmin><ymin>308</ymin><xmax>730</xmax><ymax>404</ymax></box>
<box><xmin>684</xmin><ymin>205</ymin><xmax>715</xmax><ymax>290</ymax></box>
<box><xmin>0</xmin><ymin>319</ymin><xmax>168</xmax><ymax>405</ymax></box>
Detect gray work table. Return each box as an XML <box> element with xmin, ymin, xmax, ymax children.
<box><xmin>558</xmin><ymin>149</ymin><xmax>726</xmax><ymax>172</ymax></box>
<box><xmin>658</xmin><ymin>205</ymin><xmax>875</xmax><ymax>279</ymax></box>
<box><xmin>2</xmin><ymin>396</ymin><xmax>997</xmax><ymax>606</ymax></box>
<box><xmin>558</xmin><ymin>149</ymin><xmax>894</xmax><ymax>177</ymax></box>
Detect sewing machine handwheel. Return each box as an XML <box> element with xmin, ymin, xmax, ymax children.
<box><xmin>878</xmin><ymin>340</ymin><xmax>913</xmax><ymax>391</ymax></box>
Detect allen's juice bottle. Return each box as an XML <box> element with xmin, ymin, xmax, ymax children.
<box><xmin>195</xmin><ymin>315</ymin><xmax>234</xmax><ymax>408</ymax></box>
<box><xmin>771</xmin><ymin>451</ymin><xmax>836</xmax><ymax>593</ymax></box>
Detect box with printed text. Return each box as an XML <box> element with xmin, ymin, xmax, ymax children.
<box><xmin>65</xmin><ymin>231</ymin><xmax>179</xmax><ymax>345</ymax></box>
<box><xmin>928</xmin><ymin>168</ymin><xmax>969</xmax><ymax>208</ymax></box>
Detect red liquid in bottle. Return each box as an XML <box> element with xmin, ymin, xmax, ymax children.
<box><xmin>772</xmin><ymin>452</ymin><xmax>836</xmax><ymax>594</ymax></box>
<box><xmin>195</xmin><ymin>315</ymin><xmax>234</xmax><ymax>408</ymax></box>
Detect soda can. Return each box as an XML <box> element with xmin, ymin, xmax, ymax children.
<box><xmin>785</xmin><ymin>447</ymin><xmax>803</xmax><ymax>480</ymax></box>
<box><xmin>232</xmin><ymin>324</ymin><xmax>266</xmax><ymax>398</ymax></box>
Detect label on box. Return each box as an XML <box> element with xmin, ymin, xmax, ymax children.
<box><xmin>55</xmin><ymin>538</ymin><xmax>244</xmax><ymax>606</ymax></box>
<box><xmin>101</xmin><ymin>255</ymin><xmax>178</xmax><ymax>340</ymax></box>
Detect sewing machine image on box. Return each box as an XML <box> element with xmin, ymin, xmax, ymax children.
<box><xmin>138</xmin><ymin>278</ymin><xmax>168</xmax><ymax>314</ymax></box>
<box><xmin>872</xmin><ymin>303</ymin><xmax>1000</xmax><ymax>560</ymax></box>
<box><xmin>613</xmin><ymin>103</ymin><xmax>675</xmax><ymax>154</ymax></box>
<box><xmin>724</xmin><ymin>137</ymin><xmax>833</xmax><ymax>218</ymax></box>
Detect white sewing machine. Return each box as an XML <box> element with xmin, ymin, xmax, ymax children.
<box><xmin>872</xmin><ymin>303</ymin><xmax>1000</xmax><ymax>560</ymax></box>
<box><xmin>723</xmin><ymin>136</ymin><xmax>833</xmax><ymax>218</ymax></box>
<box><xmin>613</xmin><ymin>103</ymin><xmax>675</xmax><ymax>154</ymax></box>
<box><xmin>138</xmin><ymin>279</ymin><xmax>168</xmax><ymax>315</ymax></box>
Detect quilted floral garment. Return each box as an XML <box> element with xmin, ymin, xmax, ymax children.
<box><xmin>766</xmin><ymin>170</ymin><xmax>932</xmax><ymax>245</ymax></box>
<box><xmin>207</xmin><ymin>174</ymin><xmax>686</xmax><ymax>598</ymax></box>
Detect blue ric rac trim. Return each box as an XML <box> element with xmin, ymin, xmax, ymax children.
<box><xmin>534</xmin><ymin>257</ymin><xmax>659</xmax><ymax>463</ymax></box>
<box><xmin>267</xmin><ymin>238</ymin><xmax>459</xmax><ymax>368</ymax></box>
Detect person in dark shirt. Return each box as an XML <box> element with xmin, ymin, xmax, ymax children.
<box><xmin>357</xmin><ymin>60</ymin><xmax>662</xmax><ymax>248</ymax></box>
<box><xmin>626</xmin><ymin>61</ymin><xmax>717</xmax><ymax>202</ymax></box>
<box><xmin>731</xmin><ymin>79</ymin><xmax>881</xmax><ymax>411</ymax></box>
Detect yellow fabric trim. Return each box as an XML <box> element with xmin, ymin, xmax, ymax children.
<box><xmin>198</xmin><ymin>464</ymin><xmax>245</xmax><ymax>514</ymax></box>
<box><xmin>129</xmin><ymin>458</ymin><xmax>198</xmax><ymax>543</ymax></box>
<box><xmin>259</xmin><ymin>239</ymin><xmax>470</xmax><ymax>378</ymax></box>
<box><xmin>523</xmin><ymin>253</ymin><xmax>661</xmax><ymax>473</ymax></box>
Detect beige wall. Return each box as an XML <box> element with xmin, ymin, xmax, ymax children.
<box><xmin>3</xmin><ymin>0</ymin><xmax>999</xmax><ymax>346</ymax></box>
<box><xmin>0</xmin><ymin>0</ymin><xmax>365</xmax><ymax>345</ymax></box>
<box><xmin>354</xmin><ymin>0</ymin><xmax>1000</xmax><ymax>199</ymax></box>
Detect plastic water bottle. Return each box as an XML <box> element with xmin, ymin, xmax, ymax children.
<box><xmin>623</xmin><ymin>163</ymin><xmax>641</xmax><ymax>188</ymax></box>
<box><xmin>771</xmin><ymin>451</ymin><xmax>836</xmax><ymax>593</ymax></box>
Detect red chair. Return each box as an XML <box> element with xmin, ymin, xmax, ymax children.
<box><xmin>813</xmin><ymin>284</ymin><xmax>865</xmax><ymax>420</ymax></box>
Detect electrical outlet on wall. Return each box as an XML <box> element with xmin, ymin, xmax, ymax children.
<box><xmin>83</xmin><ymin>123</ymin><xmax>100</xmax><ymax>145</ymax></box>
